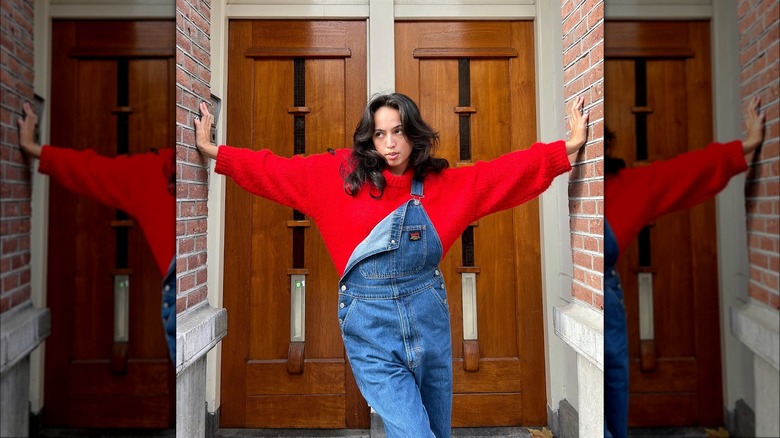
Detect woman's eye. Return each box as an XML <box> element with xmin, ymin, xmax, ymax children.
<box><xmin>394</xmin><ymin>129</ymin><xmax>403</xmax><ymax>135</ymax></box>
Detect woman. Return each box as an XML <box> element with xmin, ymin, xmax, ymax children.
<box><xmin>17</xmin><ymin>102</ymin><xmax>177</xmax><ymax>361</ymax></box>
<box><xmin>603</xmin><ymin>97</ymin><xmax>765</xmax><ymax>438</ymax></box>
<box><xmin>195</xmin><ymin>93</ymin><xmax>588</xmax><ymax>437</ymax></box>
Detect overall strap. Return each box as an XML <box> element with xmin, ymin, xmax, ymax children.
<box><xmin>411</xmin><ymin>178</ymin><xmax>424</xmax><ymax>198</ymax></box>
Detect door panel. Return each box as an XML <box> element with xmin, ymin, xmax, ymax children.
<box><xmin>223</xmin><ymin>18</ymin><xmax>544</xmax><ymax>430</ymax></box>
<box><xmin>605</xmin><ymin>21</ymin><xmax>722</xmax><ymax>427</ymax></box>
<box><xmin>222</xmin><ymin>20</ymin><xmax>368</xmax><ymax>429</ymax></box>
<box><xmin>46</xmin><ymin>20</ymin><xmax>175</xmax><ymax>428</ymax></box>
<box><xmin>396</xmin><ymin>21</ymin><xmax>544</xmax><ymax>427</ymax></box>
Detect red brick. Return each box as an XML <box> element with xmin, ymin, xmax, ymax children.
<box><xmin>592</xmin><ymin>291</ymin><xmax>604</xmax><ymax>310</ymax></box>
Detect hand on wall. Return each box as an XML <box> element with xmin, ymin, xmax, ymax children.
<box><xmin>742</xmin><ymin>96</ymin><xmax>765</xmax><ymax>155</ymax></box>
<box><xmin>194</xmin><ymin>101</ymin><xmax>218</xmax><ymax>160</ymax></box>
<box><xmin>565</xmin><ymin>95</ymin><xmax>589</xmax><ymax>155</ymax></box>
<box><xmin>17</xmin><ymin>102</ymin><xmax>42</xmax><ymax>159</ymax></box>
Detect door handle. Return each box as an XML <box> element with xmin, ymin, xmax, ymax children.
<box><xmin>638</xmin><ymin>271</ymin><xmax>656</xmax><ymax>371</ymax></box>
<box><xmin>290</xmin><ymin>274</ymin><xmax>306</xmax><ymax>343</ymax></box>
<box><xmin>111</xmin><ymin>273</ymin><xmax>129</xmax><ymax>374</ymax></box>
<box><xmin>287</xmin><ymin>271</ymin><xmax>307</xmax><ymax>374</ymax></box>
<box><xmin>113</xmin><ymin>274</ymin><xmax>130</xmax><ymax>342</ymax></box>
<box><xmin>462</xmin><ymin>272</ymin><xmax>478</xmax><ymax>341</ymax></box>
<box><xmin>461</xmin><ymin>271</ymin><xmax>480</xmax><ymax>371</ymax></box>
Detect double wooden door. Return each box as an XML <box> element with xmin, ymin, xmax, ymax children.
<box><xmin>45</xmin><ymin>20</ymin><xmax>175</xmax><ymax>428</ymax></box>
<box><xmin>222</xmin><ymin>20</ymin><xmax>545</xmax><ymax>429</ymax></box>
<box><xmin>605</xmin><ymin>21</ymin><xmax>723</xmax><ymax>427</ymax></box>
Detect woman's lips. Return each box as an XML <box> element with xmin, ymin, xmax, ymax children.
<box><xmin>386</xmin><ymin>152</ymin><xmax>399</xmax><ymax>159</ymax></box>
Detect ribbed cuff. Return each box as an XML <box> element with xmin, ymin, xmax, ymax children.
<box><xmin>214</xmin><ymin>145</ymin><xmax>245</xmax><ymax>176</ymax></box>
<box><xmin>713</xmin><ymin>140</ymin><xmax>749</xmax><ymax>175</ymax></box>
<box><xmin>37</xmin><ymin>145</ymin><xmax>66</xmax><ymax>175</ymax></box>
<box><xmin>541</xmin><ymin>140</ymin><xmax>573</xmax><ymax>175</ymax></box>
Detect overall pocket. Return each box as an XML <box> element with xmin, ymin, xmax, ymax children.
<box><xmin>429</xmin><ymin>284</ymin><xmax>450</xmax><ymax>316</ymax></box>
<box><xmin>337</xmin><ymin>294</ymin><xmax>359</xmax><ymax>336</ymax></box>
<box><xmin>359</xmin><ymin>225</ymin><xmax>427</xmax><ymax>279</ymax></box>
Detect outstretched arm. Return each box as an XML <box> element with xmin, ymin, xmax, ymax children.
<box><xmin>17</xmin><ymin>102</ymin><xmax>43</xmax><ymax>159</ymax></box>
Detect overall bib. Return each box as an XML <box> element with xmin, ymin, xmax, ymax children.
<box><xmin>604</xmin><ymin>220</ymin><xmax>628</xmax><ymax>438</ymax></box>
<box><xmin>338</xmin><ymin>179</ymin><xmax>452</xmax><ymax>438</ymax></box>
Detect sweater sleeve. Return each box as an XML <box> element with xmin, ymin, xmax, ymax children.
<box><xmin>640</xmin><ymin>141</ymin><xmax>747</xmax><ymax>221</ymax></box>
<box><xmin>38</xmin><ymin>146</ymin><xmax>171</xmax><ymax>216</ymax></box>
<box><xmin>443</xmin><ymin>140</ymin><xmax>572</xmax><ymax>223</ymax></box>
<box><xmin>214</xmin><ymin>145</ymin><xmax>343</xmax><ymax>215</ymax></box>
<box><xmin>605</xmin><ymin>141</ymin><xmax>748</xmax><ymax>253</ymax></box>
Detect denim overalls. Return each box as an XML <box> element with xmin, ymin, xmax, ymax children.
<box><xmin>338</xmin><ymin>178</ymin><xmax>452</xmax><ymax>438</ymax></box>
<box><xmin>162</xmin><ymin>256</ymin><xmax>176</xmax><ymax>362</ymax></box>
<box><xmin>604</xmin><ymin>220</ymin><xmax>628</xmax><ymax>438</ymax></box>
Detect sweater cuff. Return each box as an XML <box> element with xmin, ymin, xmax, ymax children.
<box><xmin>38</xmin><ymin>145</ymin><xmax>62</xmax><ymax>175</ymax></box>
<box><xmin>543</xmin><ymin>140</ymin><xmax>573</xmax><ymax>175</ymax></box>
<box><xmin>710</xmin><ymin>140</ymin><xmax>748</xmax><ymax>175</ymax></box>
<box><xmin>214</xmin><ymin>144</ymin><xmax>244</xmax><ymax>176</ymax></box>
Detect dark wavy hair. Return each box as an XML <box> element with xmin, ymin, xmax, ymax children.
<box><xmin>342</xmin><ymin>93</ymin><xmax>449</xmax><ymax>198</ymax></box>
<box><xmin>604</xmin><ymin>126</ymin><xmax>626</xmax><ymax>175</ymax></box>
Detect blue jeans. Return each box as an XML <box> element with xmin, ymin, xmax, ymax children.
<box><xmin>338</xmin><ymin>179</ymin><xmax>452</xmax><ymax>438</ymax></box>
<box><xmin>162</xmin><ymin>257</ymin><xmax>176</xmax><ymax>362</ymax></box>
<box><xmin>604</xmin><ymin>221</ymin><xmax>628</xmax><ymax>438</ymax></box>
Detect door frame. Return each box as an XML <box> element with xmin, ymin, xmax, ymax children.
<box><xmin>605</xmin><ymin>0</ymin><xmax>749</xmax><ymax>422</ymax></box>
<box><xmin>205</xmin><ymin>0</ymin><xmax>580</xmax><ymax>422</ymax></box>
<box><xmin>28</xmin><ymin>0</ymin><xmax>175</xmax><ymax>418</ymax></box>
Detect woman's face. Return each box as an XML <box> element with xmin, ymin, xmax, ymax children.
<box><xmin>373</xmin><ymin>106</ymin><xmax>412</xmax><ymax>176</ymax></box>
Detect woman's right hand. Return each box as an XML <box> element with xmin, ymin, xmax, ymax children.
<box><xmin>194</xmin><ymin>102</ymin><xmax>219</xmax><ymax>159</ymax></box>
<box><xmin>17</xmin><ymin>102</ymin><xmax>43</xmax><ymax>159</ymax></box>
<box><xmin>742</xmin><ymin>96</ymin><xmax>765</xmax><ymax>155</ymax></box>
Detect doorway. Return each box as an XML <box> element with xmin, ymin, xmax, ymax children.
<box><xmin>605</xmin><ymin>20</ymin><xmax>724</xmax><ymax>427</ymax></box>
<box><xmin>221</xmin><ymin>19</ymin><xmax>547</xmax><ymax>429</ymax></box>
<box><xmin>44</xmin><ymin>19</ymin><xmax>175</xmax><ymax>428</ymax></box>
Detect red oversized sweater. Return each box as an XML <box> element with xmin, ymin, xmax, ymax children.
<box><xmin>605</xmin><ymin>141</ymin><xmax>748</xmax><ymax>254</ymax></box>
<box><xmin>38</xmin><ymin>146</ymin><xmax>176</xmax><ymax>275</ymax></box>
<box><xmin>215</xmin><ymin>141</ymin><xmax>572</xmax><ymax>275</ymax></box>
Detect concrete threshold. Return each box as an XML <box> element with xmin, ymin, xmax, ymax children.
<box><xmin>628</xmin><ymin>426</ymin><xmax>717</xmax><ymax>437</ymax></box>
<box><xmin>37</xmin><ymin>429</ymin><xmax>175</xmax><ymax>437</ymax></box>
<box><xmin>217</xmin><ymin>428</ymin><xmax>543</xmax><ymax>437</ymax></box>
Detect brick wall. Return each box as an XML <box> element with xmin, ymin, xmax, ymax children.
<box><xmin>0</xmin><ymin>0</ymin><xmax>34</xmax><ymax>315</ymax></box>
<box><xmin>562</xmin><ymin>0</ymin><xmax>605</xmax><ymax>309</ymax></box>
<box><xmin>176</xmin><ymin>0</ymin><xmax>211</xmax><ymax>312</ymax></box>
<box><xmin>739</xmin><ymin>0</ymin><xmax>779</xmax><ymax>310</ymax></box>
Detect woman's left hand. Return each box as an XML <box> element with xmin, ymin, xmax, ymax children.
<box><xmin>742</xmin><ymin>96</ymin><xmax>765</xmax><ymax>155</ymax></box>
<box><xmin>564</xmin><ymin>96</ymin><xmax>588</xmax><ymax>155</ymax></box>
<box><xmin>17</xmin><ymin>102</ymin><xmax>42</xmax><ymax>159</ymax></box>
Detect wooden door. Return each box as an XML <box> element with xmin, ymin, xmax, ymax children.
<box><xmin>605</xmin><ymin>21</ymin><xmax>723</xmax><ymax>427</ymax></box>
<box><xmin>395</xmin><ymin>21</ymin><xmax>546</xmax><ymax>427</ymax></box>
<box><xmin>221</xmin><ymin>20</ymin><xmax>368</xmax><ymax>428</ymax></box>
<box><xmin>45</xmin><ymin>20</ymin><xmax>175</xmax><ymax>428</ymax></box>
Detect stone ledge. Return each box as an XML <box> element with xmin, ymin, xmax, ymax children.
<box><xmin>730</xmin><ymin>302</ymin><xmax>779</xmax><ymax>370</ymax></box>
<box><xmin>554</xmin><ymin>302</ymin><xmax>603</xmax><ymax>370</ymax></box>
<box><xmin>176</xmin><ymin>303</ymin><xmax>227</xmax><ymax>375</ymax></box>
<box><xmin>0</xmin><ymin>303</ymin><xmax>51</xmax><ymax>375</ymax></box>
